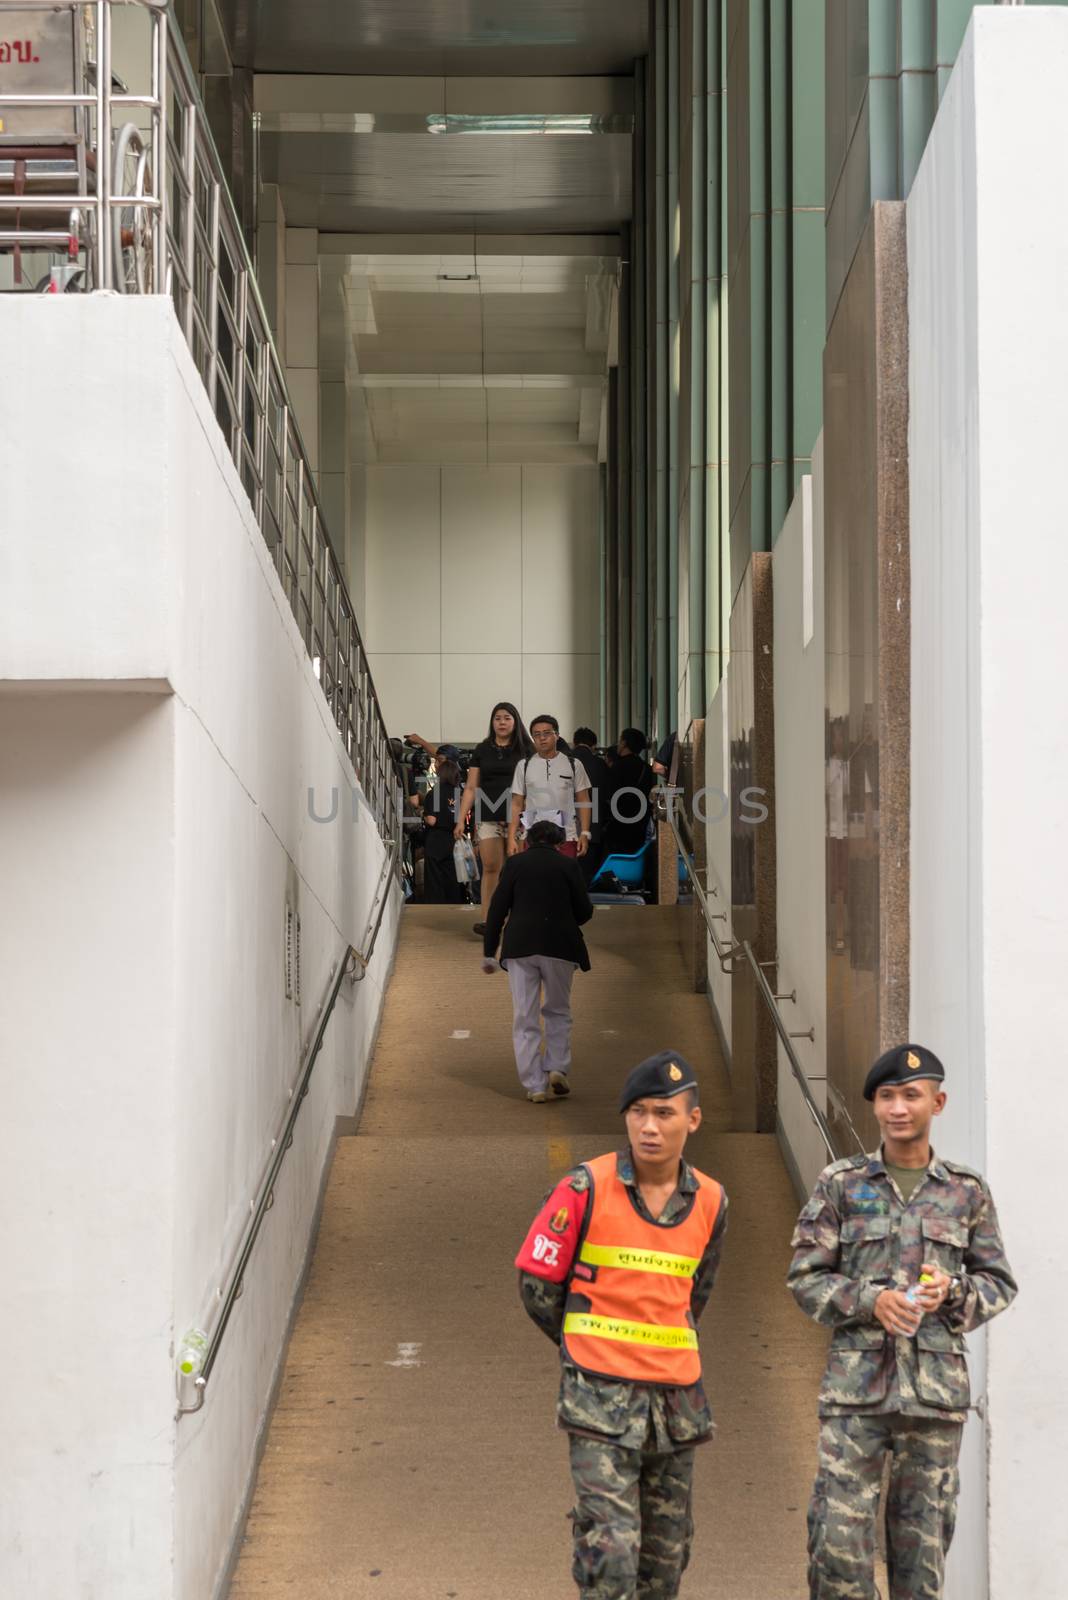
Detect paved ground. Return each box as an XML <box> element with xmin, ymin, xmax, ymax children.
<box><xmin>228</xmin><ymin>905</ymin><xmax>829</xmax><ymax>1600</ymax></box>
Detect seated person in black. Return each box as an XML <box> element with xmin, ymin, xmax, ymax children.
<box><xmin>421</xmin><ymin>758</ymin><xmax>467</xmax><ymax>904</ymax></box>
<box><xmin>601</xmin><ymin>727</ymin><xmax>656</xmax><ymax>864</ymax></box>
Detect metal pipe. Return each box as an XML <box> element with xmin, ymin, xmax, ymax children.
<box><xmin>0</xmin><ymin>193</ymin><xmax>160</xmax><ymax>209</ymax></box>
<box><xmin>152</xmin><ymin>6</ymin><xmax>167</xmax><ymax>294</ymax></box>
<box><xmin>665</xmin><ymin>801</ymin><xmax>735</xmax><ymax>969</ymax></box>
<box><xmin>740</xmin><ymin>942</ymin><xmax>838</xmax><ymax>1160</ymax></box>
<box><xmin>96</xmin><ymin>0</ymin><xmax>111</xmax><ymax>288</ymax></box>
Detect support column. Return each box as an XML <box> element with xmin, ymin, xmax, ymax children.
<box><xmin>256</xmin><ymin>183</ymin><xmax>287</xmax><ymax>358</ymax></box>
<box><xmin>284</xmin><ymin>228</ymin><xmax>319</xmax><ymax>473</ymax></box>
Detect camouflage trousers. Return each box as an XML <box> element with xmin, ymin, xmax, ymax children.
<box><xmin>808</xmin><ymin>1413</ymin><xmax>963</xmax><ymax>1599</ymax></box>
<box><xmin>568</xmin><ymin>1433</ymin><xmax>695</xmax><ymax>1599</ymax></box>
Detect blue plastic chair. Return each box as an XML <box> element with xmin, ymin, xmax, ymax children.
<box><xmin>591</xmin><ymin>839</ymin><xmax>653</xmax><ymax>888</ymax></box>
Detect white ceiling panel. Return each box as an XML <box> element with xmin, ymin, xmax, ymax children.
<box><xmin>336</xmin><ymin>245</ymin><xmax>616</xmax><ymax>466</ymax></box>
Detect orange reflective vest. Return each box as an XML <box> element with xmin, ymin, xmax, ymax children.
<box><xmin>561</xmin><ymin>1150</ymin><xmax>722</xmax><ymax>1386</ymax></box>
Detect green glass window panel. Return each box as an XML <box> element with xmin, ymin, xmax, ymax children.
<box><xmin>936</xmin><ymin>0</ymin><xmax>982</xmax><ymax>65</ymax></box>
<box><xmin>868</xmin><ymin>76</ymin><xmax>900</xmax><ymax>199</ymax></box>
<box><xmin>898</xmin><ymin>0</ymin><xmax>935</xmax><ymax>72</ymax></box>
<box><xmin>868</xmin><ymin>0</ymin><xmax>898</xmax><ymax>76</ymax></box>
<box><xmin>793</xmin><ymin>0</ymin><xmax>825</xmax><ymax>209</ymax></box>
<box><xmin>899</xmin><ymin>68</ymin><xmax>938</xmax><ymax>194</ymax></box>
<box><xmin>791</xmin><ymin>209</ymin><xmax>826</xmax><ymax>461</ymax></box>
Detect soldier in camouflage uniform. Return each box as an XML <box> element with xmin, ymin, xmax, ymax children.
<box><xmin>788</xmin><ymin>1043</ymin><xmax>1017</xmax><ymax>1599</ymax></box>
<box><xmin>516</xmin><ymin>1051</ymin><xmax>728</xmax><ymax>1599</ymax></box>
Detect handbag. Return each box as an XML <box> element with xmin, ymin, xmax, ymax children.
<box><xmin>453</xmin><ymin>837</ymin><xmax>479</xmax><ymax>885</ymax></box>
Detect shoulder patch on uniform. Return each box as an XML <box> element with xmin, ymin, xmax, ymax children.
<box><xmin>568</xmin><ymin>1169</ymin><xmax>591</xmax><ymax>1194</ymax></box>
<box><xmin>940</xmin><ymin>1158</ymin><xmax>985</xmax><ymax>1185</ymax></box>
<box><xmin>822</xmin><ymin>1155</ymin><xmax>863</xmax><ymax>1179</ymax></box>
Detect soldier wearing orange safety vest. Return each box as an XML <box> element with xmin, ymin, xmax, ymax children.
<box><xmin>516</xmin><ymin>1050</ymin><xmax>728</xmax><ymax>1600</ymax></box>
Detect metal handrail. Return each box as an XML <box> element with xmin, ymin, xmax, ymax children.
<box><xmin>178</xmin><ymin>838</ymin><xmax>400</xmax><ymax>1416</ymax></box>
<box><xmin>826</xmin><ymin>1080</ymin><xmax>869</xmax><ymax>1157</ymax></box>
<box><xmin>664</xmin><ymin>799</ymin><xmax>842</xmax><ymax>1162</ymax></box>
<box><xmin>1</xmin><ymin>0</ymin><xmax>400</xmax><ymax>852</ymax></box>
<box><xmin>664</xmin><ymin>795</ymin><xmax>735</xmax><ymax>968</ymax></box>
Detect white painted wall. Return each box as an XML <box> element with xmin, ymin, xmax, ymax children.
<box><xmin>703</xmin><ymin>677</ymin><xmax>732</xmax><ymax>1056</ymax></box>
<box><xmin>772</xmin><ymin>453</ymin><xmax>830</xmax><ymax>1195</ymax></box>
<box><xmin>0</xmin><ymin>692</ymin><xmax>177</xmax><ymax>1598</ymax></box>
<box><xmin>359</xmin><ymin>462</ymin><xmax>600</xmax><ymax>741</ymax></box>
<box><xmin>908</xmin><ymin>12</ymin><xmax>1068</xmax><ymax>1597</ymax></box>
<box><xmin>0</xmin><ymin>297</ymin><xmax>399</xmax><ymax>1600</ymax></box>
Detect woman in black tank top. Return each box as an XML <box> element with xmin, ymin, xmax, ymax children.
<box><xmin>454</xmin><ymin>701</ymin><xmax>534</xmax><ymax>933</ymax></box>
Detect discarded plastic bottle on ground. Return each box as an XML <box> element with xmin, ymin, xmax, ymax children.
<box><xmin>905</xmin><ymin>1272</ymin><xmax>935</xmax><ymax>1307</ymax></box>
<box><xmin>177</xmin><ymin>1328</ymin><xmax>209</xmax><ymax>1377</ymax></box>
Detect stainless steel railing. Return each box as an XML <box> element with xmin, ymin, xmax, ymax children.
<box><xmin>177</xmin><ymin>838</ymin><xmax>399</xmax><ymax>1416</ymax></box>
<box><xmin>664</xmin><ymin>798</ymin><xmax>844</xmax><ymax>1162</ymax></box>
<box><xmin>0</xmin><ymin>0</ymin><xmax>399</xmax><ymax>850</ymax></box>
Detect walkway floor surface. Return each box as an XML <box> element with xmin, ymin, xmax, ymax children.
<box><xmin>228</xmin><ymin>905</ymin><xmax>829</xmax><ymax>1600</ymax></box>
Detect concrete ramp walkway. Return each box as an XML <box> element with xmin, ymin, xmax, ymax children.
<box><xmin>228</xmin><ymin>906</ymin><xmax>828</xmax><ymax>1599</ymax></box>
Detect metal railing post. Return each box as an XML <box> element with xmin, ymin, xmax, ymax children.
<box><xmin>181</xmin><ymin>100</ymin><xmax>196</xmax><ymax>341</ymax></box>
<box><xmin>96</xmin><ymin>0</ymin><xmax>111</xmax><ymax>287</ymax></box>
<box><xmin>152</xmin><ymin>5</ymin><xmax>167</xmax><ymax>293</ymax></box>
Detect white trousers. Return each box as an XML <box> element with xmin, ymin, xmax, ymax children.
<box><xmin>506</xmin><ymin>954</ymin><xmax>576</xmax><ymax>1092</ymax></box>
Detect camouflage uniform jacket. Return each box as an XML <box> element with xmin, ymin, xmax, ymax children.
<box><xmin>787</xmin><ymin>1147</ymin><xmax>1017</xmax><ymax>1421</ymax></box>
<box><xmin>517</xmin><ymin>1149</ymin><xmax>729</xmax><ymax>1452</ymax></box>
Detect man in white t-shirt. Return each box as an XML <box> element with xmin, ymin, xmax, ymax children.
<box><xmin>508</xmin><ymin>714</ymin><xmax>592</xmax><ymax>860</ymax></box>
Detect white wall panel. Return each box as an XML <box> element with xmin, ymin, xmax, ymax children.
<box><xmin>908</xmin><ymin>13</ymin><xmax>1068</xmax><ymax>1597</ymax></box>
<box><xmin>363</xmin><ymin>467</ymin><xmax>442</xmax><ymax>654</ymax></box>
<box><xmin>771</xmin><ymin>462</ymin><xmax>829</xmax><ymax>1196</ymax></box>
<box><xmin>0</xmin><ymin>297</ymin><xmax>399</xmax><ymax>1600</ymax></box>
<box><xmin>357</xmin><ymin>462</ymin><xmax>600</xmax><ymax>741</ymax></box>
<box><xmin>366</xmin><ymin>652</ymin><xmax>443</xmax><ymax>741</ymax></box>
<box><xmin>441</xmin><ymin>466</ymin><xmax>522</xmax><ymax>653</ymax></box>
<box><xmin>284</xmin><ymin>366</ymin><xmax>320</xmax><ymax>471</ymax></box>
<box><xmin>441</xmin><ymin>653</ymin><xmax>524</xmax><ymax>739</ymax></box>
<box><xmin>521</xmin><ymin>465</ymin><xmax>600</xmax><ymax>653</ymax></box>
<box><xmin>522</xmin><ymin>652</ymin><xmax>599</xmax><ymax>739</ymax></box>
<box><xmin>0</xmin><ymin>694</ymin><xmax>177</xmax><ymax>1600</ymax></box>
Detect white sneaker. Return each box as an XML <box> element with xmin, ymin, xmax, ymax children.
<box><xmin>527</xmin><ymin>1090</ymin><xmax>549</xmax><ymax>1103</ymax></box>
<box><xmin>548</xmin><ymin>1072</ymin><xmax>571</xmax><ymax>1098</ymax></box>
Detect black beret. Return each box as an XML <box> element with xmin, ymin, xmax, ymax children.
<box><xmin>618</xmin><ymin>1051</ymin><xmax>699</xmax><ymax>1114</ymax></box>
<box><xmin>863</xmin><ymin>1043</ymin><xmax>945</xmax><ymax>1101</ymax></box>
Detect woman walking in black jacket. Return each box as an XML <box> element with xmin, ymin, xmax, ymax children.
<box><xmin>481</xmin><ymin>820</ymin><xmax>593</xmax><ymax>1101</ymax></box>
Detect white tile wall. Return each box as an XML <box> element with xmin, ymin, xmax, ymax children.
<box><xmin>366</xmin><ymin>652</ymin><xmax>442</xmax><ymax>741</ymax></box>
<box><xmin>522</xmin><ymin>653</ymin><xmax>599</xmax><ymax>740</ymax></box>
<box><xmin>356</xmin><ymin>464</ymin><xmax>600</xmax><ymax>740</ymax></box>
<box><xmin>907</xmin><ymin>16</ymin><xmax>1068</xmax><ymax>1596</ymax></box>
<box><xmin>521</xmin><ymin>466</ymin><xmax>599</xmax><ymax>652</ymax></box>
<box><xmin>441</xmin><ymin>653</ymin><xmax>524</xmax><ymax>738</ymax></box>
<box><xmin>285</xmin><ymin>368</ymin><xmax>319</xmax><ymax>473</ymax></box>
<box><xmin>363</xmin><ymin>467</ymin><xmax>442</xmax><ymax>654</ymax></box>
<box><xmin>284</xmin><ymin>265</ymin><xmax>319</xmax><ymax>369</ymax></box>
<box><xmin>441</xmin><ymin>467</ymin><xmax>522</xmax><ymax>653</ymax></box>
